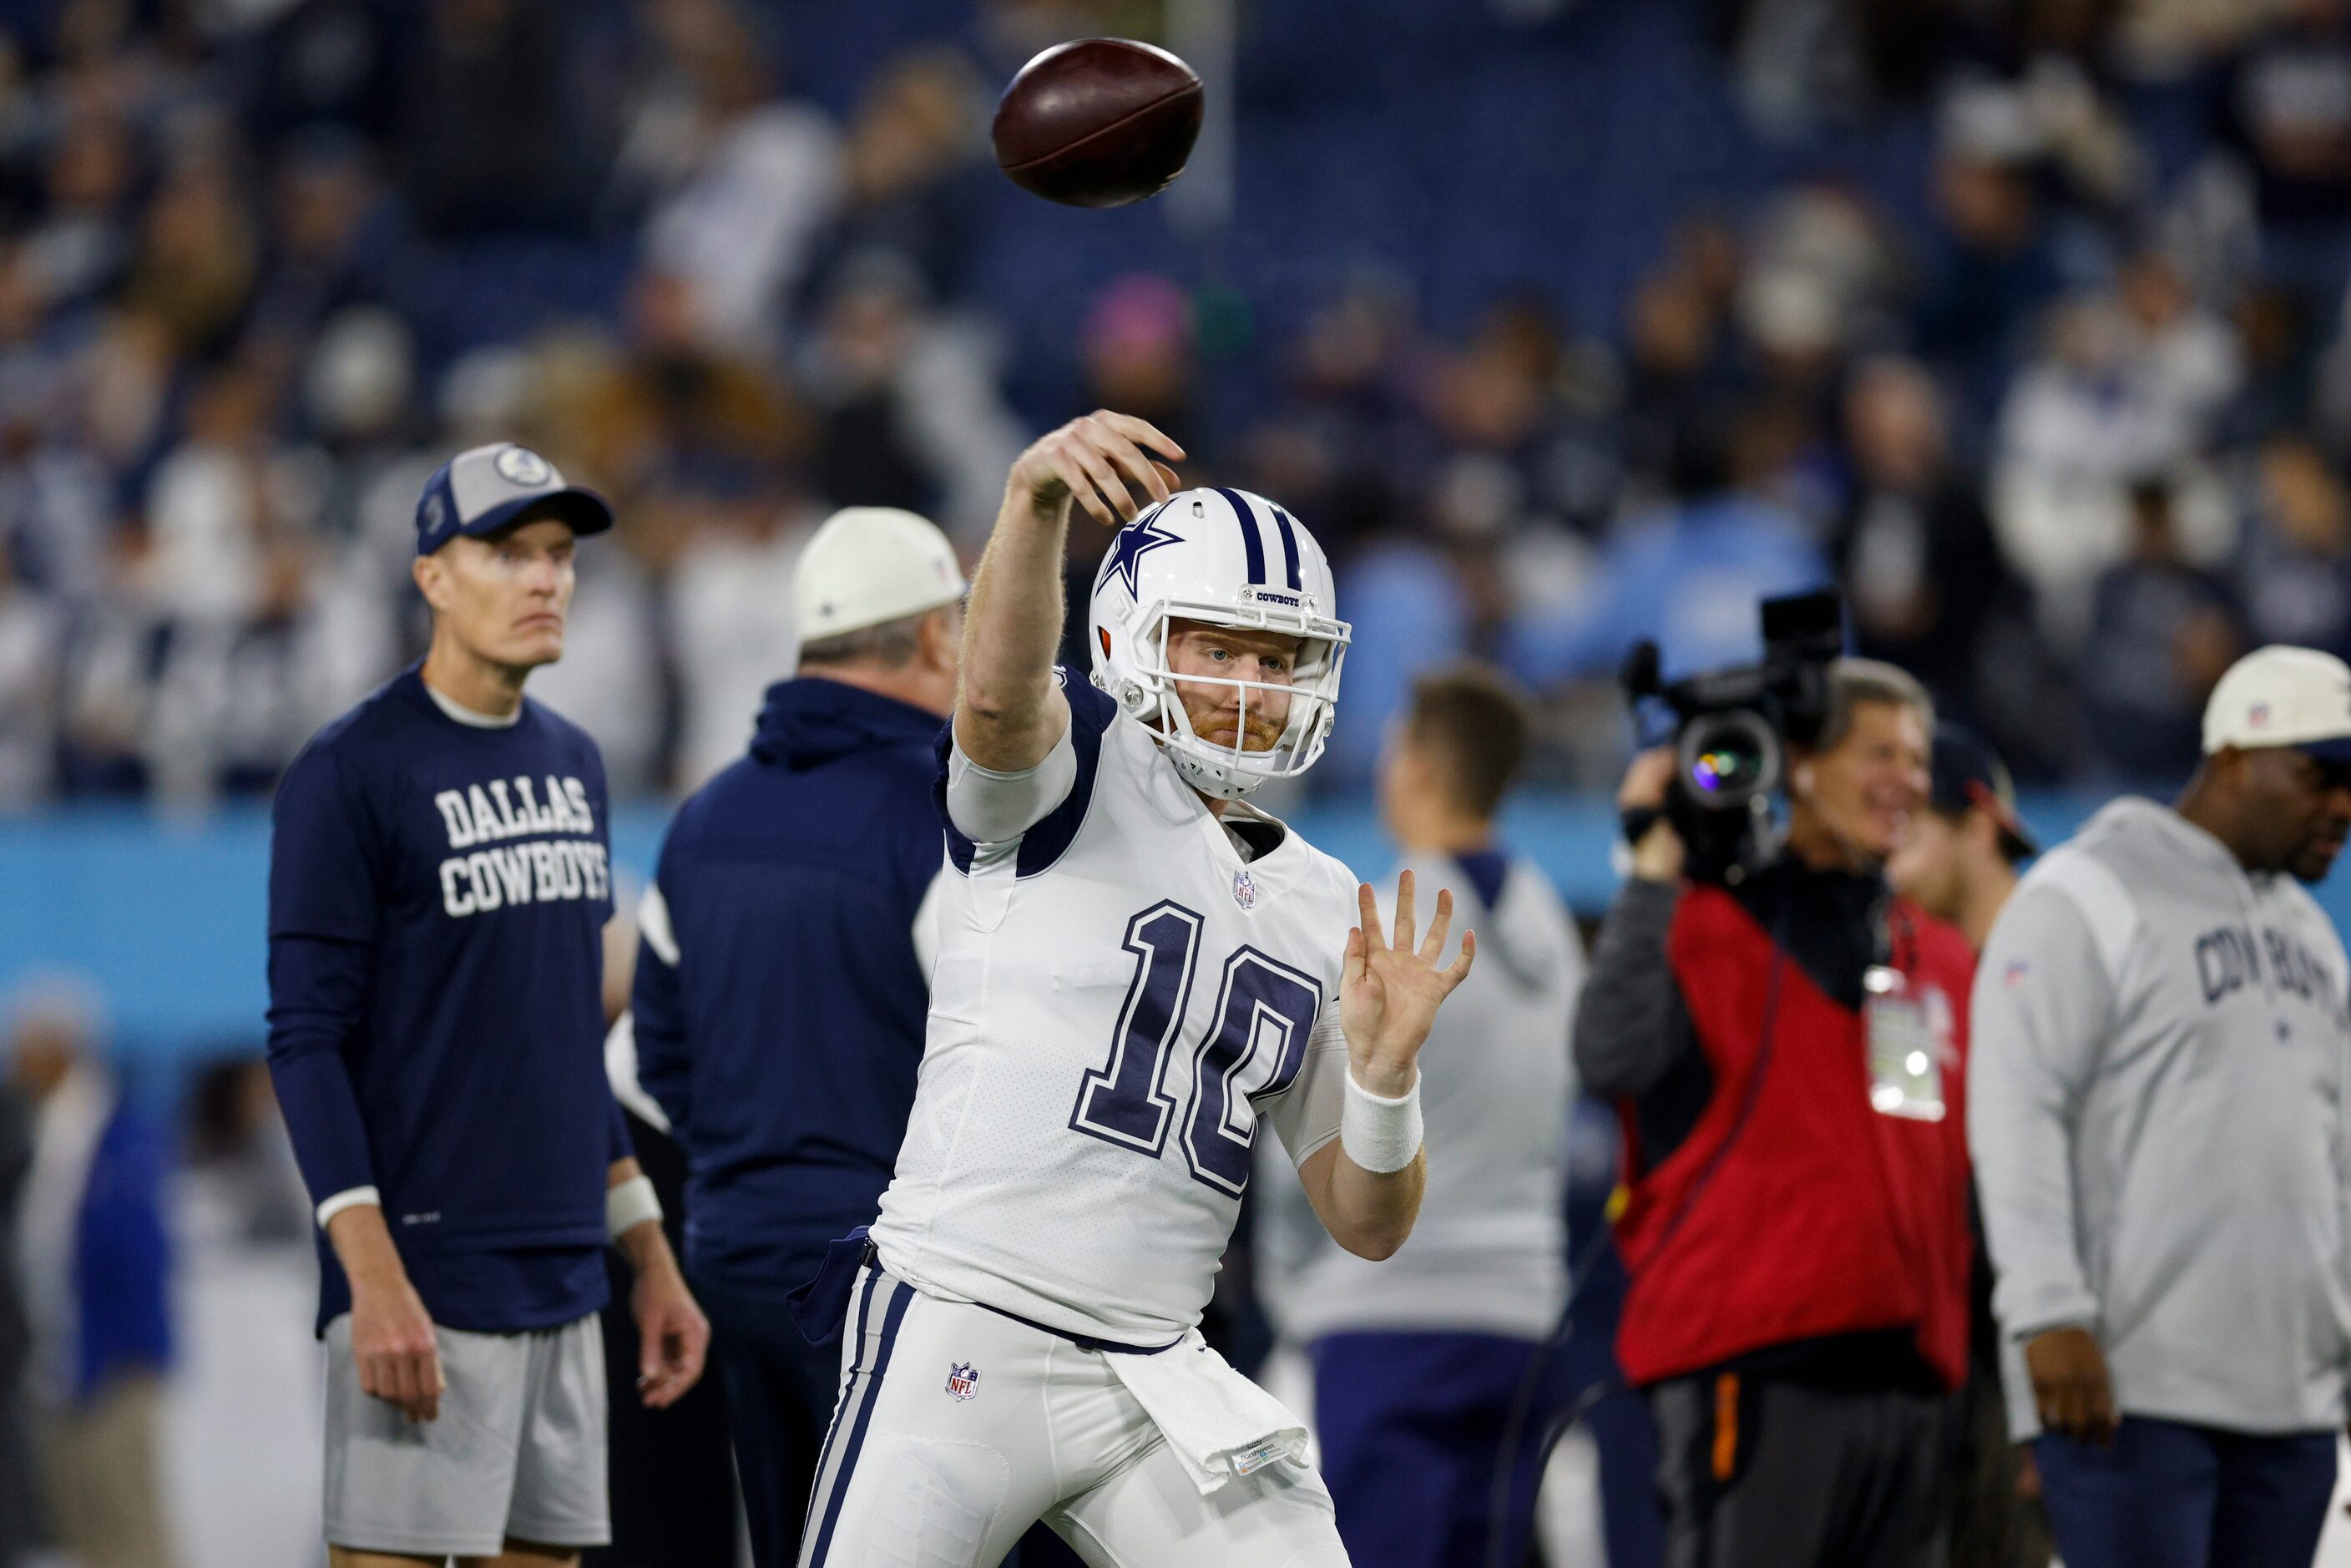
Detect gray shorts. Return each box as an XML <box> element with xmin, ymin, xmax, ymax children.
<box><xmin>323</xmin><ymin>1312</ymin><xmax>610</xmax><ymax>1558</ymax></box>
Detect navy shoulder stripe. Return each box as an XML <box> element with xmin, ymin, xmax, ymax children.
<box><xmin>932</xmin><ymin>723</ymin><xmax>978</xmax><ymax>874</ymax></box>
<box><xmin>1215</xmin><ymin>487</ymin><xmax>1265</xmax><ymax>585</ymax></box>
<box><xmin>1015</xmin><ymin>671</ymin><xmax>1115</xmax><ymax>878</ymax></box>
<box><xmin>931</xmin><ymin>670</ymin><xmax>1117</xmax><ymax>878</ymax></box>
<box><xmin>1063</xmin><ymin>665</ymin><xmax>1119</xmax><ymax>735</ymax></box>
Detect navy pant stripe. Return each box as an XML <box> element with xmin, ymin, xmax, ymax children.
<box><xmin>797</xmin><ymin>1266</ymin><xmax>880</xmax><ymax>1551</ymax></box>
<box><xmin>1215</xmin><ymin>488</ymin><xmax>1266</xmax><ymax>584</ymax></box>
<box><xmin>1270</xmin><ymin>505</ymin><xmax>1303</xmax><ymax>591</ymax></box>
<box><xmin>806</xmin><ymin>1279</ymin><xmax>915</xmax><ymax>1566</ymax></box>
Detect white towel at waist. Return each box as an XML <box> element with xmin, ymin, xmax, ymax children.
<box><xmin>1106</xmin><ymin>1331</ymin><xmax>1309</xmax><ymax>1495</ymax></box>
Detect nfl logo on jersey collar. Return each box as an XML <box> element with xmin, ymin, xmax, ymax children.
<box><xmin>945</xmin><ymin>1362</ymin><xmax>980</xmax><ymax>1401</ymax></box>
<box><xmin>1233</xmin><ymin>868</ymin><xmax>1258</xmax><ymax>910</ymax></box>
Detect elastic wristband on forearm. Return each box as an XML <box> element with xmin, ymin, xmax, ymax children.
<box><xmin>1340</xmin><ymin>1071</ymin><xmax>1423</xmax><ymax>1174</ymax></box>
<box><xmin>606</xmin><ymin>1175</ymin><xmax>663</xmax><ymax>1241</ymax></box>
<box><xmin>316</xmin><ymin>1186</ymin><xmax>380</xmax><ymax>1231</ymax></box>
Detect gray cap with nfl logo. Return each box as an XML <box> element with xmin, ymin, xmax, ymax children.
<box><xmin>413</xmin><ymin>442</ymin><xmax>614</xmax><ymax>556</ymax></box>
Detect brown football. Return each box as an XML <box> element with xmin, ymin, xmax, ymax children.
<box><xmin>992</xmin><ymin>38</ymin><xmax>1203</xmax><ymax>209</ymax></box>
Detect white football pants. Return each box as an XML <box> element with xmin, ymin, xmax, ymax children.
<box><xmin>796</xmin><ymin>1261</ymin><xmax>1349</xmax><ymax>1567</ymax></box>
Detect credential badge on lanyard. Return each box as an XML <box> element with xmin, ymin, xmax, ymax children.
<box><xmin>1863</xmin><ymin>964</ymin><xmax>1949</xmax><ymax>1121</ymax></box>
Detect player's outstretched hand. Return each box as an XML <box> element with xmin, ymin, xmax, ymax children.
<box><xmin>1006</xmin><ymin>410</ymin><xmax>1186</xmax><ymax>529</ymax></box>
<box><xmin>631</xmin><ymin>1255</ymin><xmax>711</xmax><ymax>1409</ymax></box>
<box><xmin>1339</xmin><ymin>869</ymin><xmax>1475</xmax><ymax>1096</ymax></box>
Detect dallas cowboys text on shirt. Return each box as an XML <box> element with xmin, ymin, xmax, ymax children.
<box><xmin>2195</xmin><ymin>920</ymin><xmax>2350</xmax><ymax>1030</ymax></box>
<box><xmin>433</xmin><ymin>774</ymin><xmax>610</xmax><ymax>917</ymax></box>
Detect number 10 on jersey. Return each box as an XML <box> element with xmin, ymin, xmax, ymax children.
<box><xmin>1069</xmin><ymin>900</ymin><xmax>1322</xmax><ymax>1196</ymax></box>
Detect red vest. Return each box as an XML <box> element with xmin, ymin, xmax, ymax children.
<box><xmin>1612</xmin><ymin>884</ymin><xmax>1975</xmax><ymax>1391</ymax></box>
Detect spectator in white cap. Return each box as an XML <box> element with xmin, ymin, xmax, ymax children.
<box><xmin>1969</xmin><ymin>644</ymin><xmax>2351</xmax><ymax>1568</ymax></box>
<box><xmin>624</xmin><ymin>505</ymin><xmax>1081</xmax><ymax>1568</ymax></box>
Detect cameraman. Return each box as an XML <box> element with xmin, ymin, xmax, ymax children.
<box><xmin>1575</xmin><ymin>659</ymin><xmax>1977</xmax><ymax>1566</ymax></box>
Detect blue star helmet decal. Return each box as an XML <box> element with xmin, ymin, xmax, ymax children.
<box><xmin>1097</xmin><ymin>501</ymin><xmax>1183</xmax><ymax>599</ymax></box>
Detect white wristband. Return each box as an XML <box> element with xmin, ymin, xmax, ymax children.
<box><xmin>606</xmin><ymin>1175</ymin><xmax>663</xmax><ymax>1241</ymax></box>
<box><xmin>316</xmin><ymin>1186</ymin><xmax>380</xmax><ymax>1231</ymax></box>
<box><xmin>1340</xmin><ymin>1070</ymin><xmax>1423</xmax><ymax>1174</ymax></box>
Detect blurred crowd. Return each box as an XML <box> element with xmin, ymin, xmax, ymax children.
<box><xmin>0</xmin><ymin>974</ymin><xmax>321</xmax><ymax>1568</ymax></box>
<box><xmin>0</xmin><ymin>0</ymin><xmax>2348</xmax><ymax>809</ymax></box>
<box><xmin>1279</xmin><ymin>0</ymin><xmax>2351</xmax><ymax>793</ymax></box>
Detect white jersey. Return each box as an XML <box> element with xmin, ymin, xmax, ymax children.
<box><xmin>869</xmin><ymin>670</ymin><xmax>1359</xmax><ymax>1344</ymax></box>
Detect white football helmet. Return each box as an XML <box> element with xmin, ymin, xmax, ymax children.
<box><xmin>1089</xmin><ymin>485</ymin><xmax>1351</xmax><ymax>800</ymax></box>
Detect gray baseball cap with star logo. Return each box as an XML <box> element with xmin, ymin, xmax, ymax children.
<box><xmin>412</xmin><ymin>442</ymin><xmax>614</xmax><ymax>556</ymax></box>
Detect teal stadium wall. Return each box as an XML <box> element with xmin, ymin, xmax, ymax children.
<box><xmin>0</xmin><ymin>794</ymin><xmax>2257</xmax><ymax>1060</ymax></box>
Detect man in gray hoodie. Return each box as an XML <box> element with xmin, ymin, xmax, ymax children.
<box><xmin>1256</xmin><ymin>663</ymin><xmax>1584</xmax><ymax>1568</ymax></box>
<box><xmin>1971</xmin><ymin>644</ymin><xmax>2351</xmax><ymax>1568</ymax></box>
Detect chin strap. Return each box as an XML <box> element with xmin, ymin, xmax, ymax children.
<box><xmin>1169</xmin><ymin>746</ymin><xmax>1267</xmax><ymax>802</ymax></box>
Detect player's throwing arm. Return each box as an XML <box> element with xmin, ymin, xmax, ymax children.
<box><xmin>957</xmin><ymin>412</ymin><xmax>1185</xmax><ymax>772</ymax></box>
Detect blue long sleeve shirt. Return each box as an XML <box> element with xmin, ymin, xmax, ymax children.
<box><xmin>632</xmin><ymin>677</ymin><xmax>948</xmax><ymax>1294</ymax></box>
<box><xmin>265</xmin><ymin>666</ymin><xmax>627</xmax><ymax>1334</ymax></box>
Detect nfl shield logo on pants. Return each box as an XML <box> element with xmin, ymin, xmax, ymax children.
<box><xmin>945</xmin><ymin>1362</ymin><xmax>980</xmax><ymax>1402</ymax></box>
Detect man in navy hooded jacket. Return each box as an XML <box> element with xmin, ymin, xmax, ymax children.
<box><xmin>630</xmin><ymin>506</ymin><xmax>965</xmax><ymax>1568</ymax></box>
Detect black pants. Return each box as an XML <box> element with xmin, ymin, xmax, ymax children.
<box><xmin>691</xmin><ymin>1264</ymin><xmax>840</xmax><ymax>1568</ymax></box>
<box><xmin>1949</xmin><ymin>1358</ymin><xmax>2050</xmax><ymax>1568</ymax></box>
<box><xmin>0</xmin><ymin>1383</ymin><xmax>35</xmax><ymax>1568</ymax></box>
<box><xmin>590</xmin><ymin>1112</ymin><xmax>738</xmax><ymax>1568</ymax></box>
<box><xmin>1651</xmin><ymin>1373</ymin><xmax>1949</xmax><ymax>1568</ymax></box>
<box><xmin>694</xmin><ymin>1263</ymin><xmax>1084</xmax><ymax>1568</ymax></box>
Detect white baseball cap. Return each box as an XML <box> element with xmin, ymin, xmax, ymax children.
<box><xmin>793</xmin><ymin>507</ymin><xmax>966</xmax><ymax>642</ymax></box>
<box><xmin>2202</xmin><ymin>645</ymin><xmax>2351</xmax><ymax>761</ymax></box>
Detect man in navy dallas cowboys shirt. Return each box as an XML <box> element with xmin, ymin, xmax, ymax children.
<box><xmin>266</xmin><ymin>443</ymin><xmax>707</xmax><ymax>1566</ymax></box>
